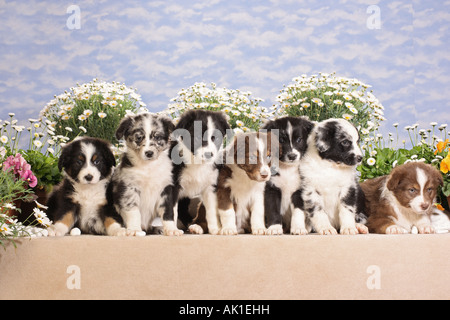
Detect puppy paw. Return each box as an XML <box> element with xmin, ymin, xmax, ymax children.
<box><xmin>266</xmin><ymin>224</ymin><xmax>283</xmax><ymax>235</ymax></box>
<box><xmin>47</xmin><ymin>224</ymin><xmax>68</xmax><ymax>237</ymax></box>
<box><xmin>188</xmin><ymin>224</ymin><xmax>204</xmax><ymax>235</ymax></box>
<box><xmin>340</xmin><ymin>226</ymin><xmax>358</xmax><ymax>235</ymax></box>
<box><xmin>220</xmin><ymin>227</ymin><xmax>238</xmax><ymax>235</ymax></box>
<box><xmin>385</xmin><ymin>225</ymin><xmax>408</xmax><ymax>234</ymax></box>
<box><xmin>290</xmin><ymin>227</ymin><xmax>308</xmax><ymax>235</ymax></box>
<box><xmin>208</xmin><ymin>228</ymin><xmax>220</xmax><ymax>235</ymax></box>
<box><xmin>126</xmin><ymin>229</ymin><xmax>146</xmax><ymax>237</ymax></box>
<box><xmin>355</xmin><ymin>223</ymin><xmax>369</xmax><ymax>234</ymax></box>
<box><xmin>164</xmin><ymin>228</ymin><xmax>184</xmax><ymax>236</ymax></box>
<box><xmin>252</xmin><ymin>227</ymin><xmax>267</xmax><ymax>235</ymax></box>
<box><xmin>318</xmin><ymin>227</ymin><xmax>338</xmax><ymax>235</ymax></box>
<box><xmin>109</xmin><ymin>227</ymin><xmax>128</xmax><ymax>237</ymax></box>
<box><xmin>418</xmin><ymin>225</ymin><xmax>435</xmax><ymax>234</ymax></box>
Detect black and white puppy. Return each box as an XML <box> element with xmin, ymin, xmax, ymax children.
<box><xmin>299</xmin><ymin>118</ymin><xmax>368</xmax><ymax>235</ymax></box>
<box><xmin>170</xmin><ymin>109</ymin><xmax>230</xmax><ymax>235</ymax></box>
<box><xmin>112</xmin><ymin>112</ymin><xmax>182</xmax><ymax>236</ymax></box>
<box><xmin>262</xmin><ymin>116</ymin><xmax>314</xmax><ymax>235</ymax></box>
<box><xmin>47</xmin><ymin>137</ymin><xmax>125</xmax><ymax>236</ymax></box>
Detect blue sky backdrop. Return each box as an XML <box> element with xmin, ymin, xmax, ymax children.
<box><xmin>1</xmin><ymin>0</ymin><xmax>449</xmax><ymax>141</ymax></box>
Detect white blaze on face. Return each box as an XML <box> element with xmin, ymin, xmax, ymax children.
<box><xmin>286</xmin><ymin>121</ymin><xmax>300</xmax><ymax>161</ymax></box>
<box><xmin>79</xmin><ymin>143</ymin><xmax>101</xmax><ymax>184</ymax></box>
<box><xmin>257</xmin><ymin>135</ymin><xmax>271</xmax><ymax>179</ymax></box>
<box><xmin>410</xmin><ymin>168</ymin><xmax>429</xmax><ymax>214</ymax></box>
<box><xmin>196</xmin><ymin>116</ymin><xmax>218</xmax><ymax>163</ymax></box>
<box><xmin>338</xmin><ymin>119</ymin><xmax>362</xmax><ymax>158</ymax></box>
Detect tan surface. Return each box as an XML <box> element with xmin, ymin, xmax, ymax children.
<box><xmin>1</xmin><ymin>234</ymin><xmax>449</xmax><ymax>300</ymax></box>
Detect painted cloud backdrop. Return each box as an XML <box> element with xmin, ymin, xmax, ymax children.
<box><xmin>1</xmin><ymin>0</ymin><xmax>449</xmax><ymax>139</ymax></box>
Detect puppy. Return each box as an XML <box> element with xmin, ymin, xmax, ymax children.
<box><xmin>299</xmin><ymin>118</ymin><xmax>368</xmax><ymax>235</ymax></box>
<box><xmin>170</xmin><ymin>109</ymin><xmax>230</xmax><ymax>235</ymax></box>
<box><xmin>47</xmin><ymin>137</ymin><xmax>125</xmax><ymax>236</ymax></box>
<box><xmin>262</xmin><ymin>116</ymin><xmax>314</xmax><ymax>235</ymax></box>
<box><xmin>361</xmin><ymin>162</ymin><xmax>443</xmax><ymax>234</ymax></box>
<box><xmin>112</xmin><ymin>112</ymin><xmax>182</xmax><ymax>236</ymax></box>
<box><xmin>217</xmin><ymin>132</ymin><xmax>276</xmax><ymax>235</ymax></box>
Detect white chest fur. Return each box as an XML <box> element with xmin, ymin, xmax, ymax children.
<box><xmin>227</xmin><ymin>164</ymin><xmax>266</xmax><ymax>231</ymax></box>
<box><xmin>121</xmin><ymin>152</ymin><xmax>173</xmax><ymax>227</ymax></box>
<box><xmin>179</xmin><ymin>163</ymin><xmax>218</xmax><ymax>198</ymax></box>
<box><xmin>271</xmin><ymin>164</ymin><xmax>302</xmax><ymax>214</ymax></box>
<box><xmin>71</xmin><ymin>180</ymin><xmax>108</xmax><ymax>233</ymax></box>
<box><xmin>301</xmin><ymin>153</ymin><xmax>356</xmax><ymax>226</ymax></box>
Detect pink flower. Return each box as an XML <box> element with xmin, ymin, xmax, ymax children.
<box><xmin>2</xmin><ymin>153</ymin><xmax>37</xmax><ymax>188</ymax></box>
<box><xmin>20</xmin><ymin>169</ymin><xmax>38</xmax><ymax>188</ymax></box>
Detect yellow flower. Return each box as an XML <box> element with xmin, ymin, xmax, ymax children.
<box><xmin>435</xmin><ymin>139</ymin><xmax>449</xmax><ymax>155</ymax></box>
<box><xmin>441</xmin><ymin>153</ymin><xmax>450</xmax><ymax>174</ymax></box>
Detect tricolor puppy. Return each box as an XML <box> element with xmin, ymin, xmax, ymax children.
<box><xmin>170</xmin><ymin>109</ymin><xmax>230</xmax><ymax>235</ymax></box>
<box><xmin>262</xmin><ymin>116</ymin><xmax>314</xmax><ymax>235</ymax></box>
<box><xmin>361</xmin><ymin>162</ymin><xmax>443</xmax><ymax>234</ymax></box>
<box><xmin>299</xmin><ymin>119</ymin><xmax>368</xmax><ymax>235</ymax></box>
<box><xmin>47</xmin><ymin>137</ymin><xmax>125</xmax><ymax>236</ymax></box>
<box><xmin>112</xmin><ymin>112</ymin><xmax>182</xmax><ymax>236</ymax></box>
<box><xmin>217</xmin><ymin>132</ymin><xmax>276</xmax><ymax>235</ymax></box>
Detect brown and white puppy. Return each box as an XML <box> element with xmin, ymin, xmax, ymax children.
<box><xmin>361</xmin><ymin>162</ymin><xmax>443</xmax><ymax>234</ymax></box>
<box><xmin>217</xmin><ymin>132</ymin><xmax>277</xmax><ymax>235</ymax></box>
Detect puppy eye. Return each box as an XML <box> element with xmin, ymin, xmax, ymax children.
<box><xmin>295</xmin><ymin>137</ymin><xmax>302</xmax><ymax>143</ymax></box>
<box><xmin>427</xmin><ymin>187</ymin><xmax>433</xmax><ymax>193</ymax></box>
<box><xmin>93</xmin><ymin>159</ymin><xmax>100</xmax><ymax>165</ymax></box>
<box><xmin>409</xmin><ymin>188</ymin><xmax>417</xmax><ymax>193</ymax></box>
<box><xmin>76</xmin><ymin>159</ymin><xmax>83</xmax><ymax>166</ymax></box>
<box><xmin>341</xmin><ymin>140</ymin><xmax>351</xmax><ymax>147</ymax></box>
<box><xmin>135</xmin><ymin>135</ymin><xmax>144</xmax><ymax>143</ymax></box>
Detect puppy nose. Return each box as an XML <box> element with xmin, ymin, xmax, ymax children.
<box><xmin>145</xmin><ymin>151</ymin><xmax>154</xmax><ymax>159</ymax></box>
<box><xmin>356</xmin><ymin>155</ymin><xmax>363</xmax><ymax>163</ymax></box>
<box><xmin>421</xmin><ymin>203</ymin><xmax>430</xmax><ymax>211</ymax></box>
<box><xmin>287</xmin><ymin>153</ymin><xmax>297</xmax><ymax>161</ymax></box>
<box><xmin>84</xmin><ymin>174</ymin><xmax>93</xmax><ymax>182</ymax></box>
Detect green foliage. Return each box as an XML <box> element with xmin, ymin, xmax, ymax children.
<box><xmin>20</xmin><ymin>149</ymin><xmax>61</xmax><ymax>189</ymax></box>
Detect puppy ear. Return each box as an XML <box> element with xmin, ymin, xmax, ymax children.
<box><xmin>159</xmin><ymin>114</ymin><xmax>175</xmax><ymax>135</ymax></box>
<box><xmin>433</xmin><ymin>166</ymin><xmax>444</xmax><ymax>187</ymax></box>
<box><xmin>315</xmin><ymin>125</ymin><xmax>332</xmax><ymax>153</ymax></box>
<box><xmin>105</xmin><ymin>144</ymin><xmax>116</xmax><ymax>168</ymax></box>
<box><xmin>218</xmin><ymin>111</ymin><xmax>231</xmax><ymax>135</ymax></box>
<box><xmin>116</xmin><ymin>116</ymin><xmax>134</xmax><ymax>140</ymax></box>
<box><xmin>58</xmin><ymin>141</ymin><xmax>73</xmax><ymax>172</ymax></box>
<box><xmin>387</xmin><ymin>169</ymin><xmax>403</xmax><ymax>191</ymax></box>
<box><xmin>303</xmin><ymin>118</ymin><xmax>315</xmax><ymax>136</ymax></box>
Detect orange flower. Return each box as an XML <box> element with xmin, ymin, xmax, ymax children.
<box><xmin>435</xmin><ymin>203</ymin><xmax>445</xmax><ymax>211</ymax></box>
<box><xmin>435</xmin><ymin>139</ymin><xmax>449</xmax><ymax>155</ymax></box>
<box><xmin>441</xmin><ymin>153</ymin><xmax>450</xmax><ymax>174</ymax></box>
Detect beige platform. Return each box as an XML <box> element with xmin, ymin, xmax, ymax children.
<box><xmin>1</xmin><ymin>234</ymin><xmax>449</xmax><ymax>300</ymax></box>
